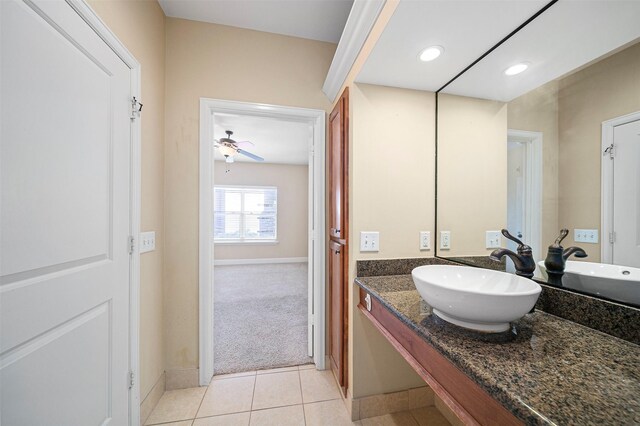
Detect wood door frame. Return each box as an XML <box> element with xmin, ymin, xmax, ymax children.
<box><xmin>601</xmin><ymin>110</ymin><xmax>640</xmax><ymax>264</ymax></box>
<box><xmin>507</xmin><ymin>129</ymin><xmax>543</xmax><ymax>261</ymax></box>
<box><xmin>199</xmin><ymin>98</ymin><xmax>326</xmax><ymax>386</ymax></box>
<box><xmin>60</xmin><ymin>1</ymin><xmax>142</xmax><ymax>424</ymax></box>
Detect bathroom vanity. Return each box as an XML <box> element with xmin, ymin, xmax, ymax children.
<box><xmin>355</xmin><ymin>272</ymin><xmax>640</xmax><ymax>425</ymax></box>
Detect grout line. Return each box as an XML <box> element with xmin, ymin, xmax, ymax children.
<box><xmin>212</xmin><ymin>371</ymin><xmax>257</xmax><ymax>381</ymax></box>
<box><xmin>146</xmin><ymin>419</ymin><xmax>195</xmax><ymax>426</ymax></box>
<box><xmin>303</xmin><ymin>397</ymin><xmax>343</xmax><ymax>406</ymax></box>
<box><xmin>249</xmin><ymin>369</ymin><xmax>258</xmax><ymax>417</ymax></box>
<box><xmin>297</xmin><ymin>370</ymin><xmax>307</xmax><ymax>425</ymax></box>
<box><xmin>250</xmin><ymin>402</ymin><xmax>304</xmax><ymax>413</ymax></box>
<box><xmin>192</xmin><ymin>385</ymin><xmax>209</xmax><ymax>422</ymax></box>
<box><xmin>302</xmin><ymin>404</ymin><xmax>308</xmax><ymax>425</ymax></box>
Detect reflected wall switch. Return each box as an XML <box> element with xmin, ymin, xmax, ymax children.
<box><xmin>440</xmin><ymin>231</ymin><xmax>451</xmax><ymax>250</ymax></box>
<box><xmin>486</xmin><ymin>231</ymin><xmax>501</xmax><ymax>248</ymax></box>
<box><xmin>420</xmin><ymin>231</ymin><xmax>431</xmax><ymax>250</ymax></box>
<box><xmin>574</xmin><ymin>229</ymin><xmax>598</xmax><ymax>243</ymax></box>
<box><xmin>140</xmin><ymin>231</ymin><xmax>156</xmax><ymax>253</ymax></box>
<box><xmin>360</xmin><ymin>231</ymin><xmax>379</xmax><ymax>252</ymax></box>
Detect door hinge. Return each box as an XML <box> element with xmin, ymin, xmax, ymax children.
<box><xmin>128</xmin><ymin>371</ymin><xmax>134</xmax><ymax>389</ymax></box>
<box><xmin>131</xmin><ymin>96</ymin><xmax>143</xmax><ymax>119</ymax></box>
<box><xmin>128</xmin><ymin>235</ymin><xmax>135</xmax><ymax>255</ymax></box>
<box><xmin>609</xmin><ymin>232</ymin><xmax>616</xmax><ymax>244</ymax></box>
<box><xmin>604</xmin><ymin>144</ymin><xmax>614</xmax><ymax>159</ymax></box>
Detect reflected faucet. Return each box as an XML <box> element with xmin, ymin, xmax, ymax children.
<box><xmin>544</xmin><ymin>229</ymin><xmax>588</xmax><ymax>277</ymax></box>
<box><xmin>490</xmin><ymin>229</ymin><xmax>536</xmax><ymax>278</ymax></box>
<box><xmin>563</xmin><ymin>246</ymin><xmax>588</xmax><ymax>260</ymax></box>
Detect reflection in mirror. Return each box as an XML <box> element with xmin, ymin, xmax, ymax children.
<box><xmin>436</xmin><ymin>1</ymin><xmax>640</xmax><ymax>307</ymax></box>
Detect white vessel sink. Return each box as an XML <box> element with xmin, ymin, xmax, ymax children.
<box><xmin>412</xmin><ymin>265</ymin><xmax>541</xmax><ymax>332</ymax></box>
<box><xmin>538</xmin><ymin>260</ymin><xmax>640</xmax><ymax>305</ymax></box>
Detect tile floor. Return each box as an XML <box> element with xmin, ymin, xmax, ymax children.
<box><xmin>145</xmin><ymin>365</ymin><xmax>450</xmax><ymax>426</ymax></box>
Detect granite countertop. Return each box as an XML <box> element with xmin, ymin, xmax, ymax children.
<box><xmin>355</xmin><ymin>274</ymin><xmax>640</xmax><ymax>426</ymax></box>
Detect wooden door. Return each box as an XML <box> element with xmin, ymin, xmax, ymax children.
<box><xmin>329</xmin><ymin>88</ymin><xmax>348</xmax><ymax>241</ymax></box>
<box><xmin>0</xmin><ymin>1</ymin><xmax>132</xmax><ymax>424</ymax></box>
<box><xmin>328</xmin><ymin>88</ymin><xmax>348</xmax><ymax>391</ymax></box>
<box><xmin>329</xmin><ymin>240</ymin><xmax>345</xmax><ymax>385</ymax></box>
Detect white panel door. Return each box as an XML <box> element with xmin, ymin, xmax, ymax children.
<box><xmin>0</xmin><ymin>0</ymin><xmax>132</xmax><ymax>424</ymax></box>
<box><xmin>613</xmin><ymin>119</ymin><xmax>640</xmax><ymax>267</ymax></box>
<box><xmin>506</xmin><ymin>141</ymin><xmax>526</xmax><ymax>273</ymax></box>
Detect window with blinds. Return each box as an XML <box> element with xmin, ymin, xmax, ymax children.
<box><xmin>214</xmin><ymin>186</ymin><xmax>278</xmax><ymax>242</ymax></box>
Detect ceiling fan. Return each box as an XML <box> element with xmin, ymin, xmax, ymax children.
<box><xmin>214</xmin><ymin>130</ymin><xmax>264</xmax><ymax>163</ymax></box>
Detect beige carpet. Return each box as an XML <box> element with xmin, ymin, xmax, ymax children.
<box><xmin>213</xmin><ymin>262</ymin><xmax>312</xmax><ymax>375</ymax></box>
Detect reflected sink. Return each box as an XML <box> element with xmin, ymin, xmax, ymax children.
<box><xmin>538</xmin><ymin>260</ymin><xmax>640</xmax><ymax>305</ymax></box>
<box><xmin>412</xmin><ymin>265</ymin><xmax>541</xmax><ymax>332</ymax></box>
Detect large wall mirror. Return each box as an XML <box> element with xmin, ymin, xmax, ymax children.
<box><xmin>436</xmin><ymin>1</ymin><xmax>640</xmax><ymax>307</ymax></box>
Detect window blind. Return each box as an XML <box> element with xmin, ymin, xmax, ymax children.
<box><xmin>213</xmin><ymin>186</ymin><xmax>277</xmax><ymax>241</ymax></box>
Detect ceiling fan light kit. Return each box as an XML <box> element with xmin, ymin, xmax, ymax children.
<box><xmin>214</xmin><ymin>130</ymin><xmax>265</xmax><ymax>168</ymax></box>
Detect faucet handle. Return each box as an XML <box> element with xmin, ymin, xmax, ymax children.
<box><xmin>553</xmin><ymin>228</ymin><xmax>569</xmax><ymax>246</ymax></box>
<box><xmin>501</xmin><ymin>229</ymin><xmax>531</xmax><ymax>252</ymax></box>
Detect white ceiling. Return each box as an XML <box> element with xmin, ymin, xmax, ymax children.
<box><xmin>158</xmin><ymin>0</ymin><xmax>354</xmax><ymax>43</ymax></box>
<box><xmin>356</xmin><ymin>0</ymin><xmax>640</xmax><ymax>102</ymax></box>
<box><xmin>356</xmin><ymin>0</ymin><xmax>549</xmax><ymax>91</ymax></box>
<box><xmin>213</xmin><ymin>113</ymin><xmax>311</xmax><ymax>165</ymax></box>
<box><xmin>442</xmin><ymin>1</ymin><xmax>640</xmax><ymax>101</ymax></box>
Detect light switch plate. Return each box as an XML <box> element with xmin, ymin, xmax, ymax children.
<box><xmin>486</xmin><ymin>230</ymin><xmax>501</xmax><ymax>248</ymax></box>
<box><xmin>360</xmin><ymin>231</ymin><xmax>379</xmax><ymax>252</ymax></box>
<box><xmin>574</xmin><ymin>229</ymin><xmax>598</xmax><ymax>243</ymax></box>
<box><xmin>140</xmin><ymin>231</ymin><xmax>156</xmax><ymax>253</ymax></box>
<box><xmin>419</xmin><ymin>231</ymin><xmax>431</xmax><ymax>250</ymax></box>
<box><xmin>440</xmin><ymin>231</ymin><xmax>451</xmax><ymax>250</ymax></box>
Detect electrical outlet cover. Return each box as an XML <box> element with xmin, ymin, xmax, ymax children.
<box><xmin>420</xmin><ymin>231</ymin><xmax>431</xmax><ymax>250</ymax></box>
<box><xmin>440</xmin><ymin>231</ymin><xmax>451</xmax><ymax>250</ymax></box>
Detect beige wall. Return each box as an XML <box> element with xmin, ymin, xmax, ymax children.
<box><xmin>508</xmin><ymin>80</ymin><xmax>560</xmax><ymax>255</ymax></box>
<box><xmin>348</xmin><ymin>83</ymin><xmax>436</xmax><ymax>398</ymax></box>
<box><xmin>213</xmin><ymin>161</ymin><xmax>308</xmax><ymax>260</ymax></box>
<box><xmin>557</xmin><ymin>42</ymin><xmax>640</xmax><ymax>260</ymax></box>
<box><xmin>163</xmin><ymin>18</ymin><xmax>336</xmax><ymax>372</ymax></box>
<box><xmin>437</xmin><ymin>94</ymin><xmax>508</xmax><ymax>256</ymax></box>
<box><xmin>87</xmin><ymin>0</ymin><xmax>166</xmax><ymax>404</ymax></box>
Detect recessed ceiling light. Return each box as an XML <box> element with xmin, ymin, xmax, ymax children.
<box><xmin>504</xmin><ymin>62</ymin><xmax>529</xmax><ymax>76</ymax></box>
<box><xmin>419</xmin><ymin>46</ymin><xmax>443</xmax><ymax>62</ymax></box>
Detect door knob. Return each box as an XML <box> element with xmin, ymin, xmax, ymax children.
<box><xmin>334</xmin><ymin>249</ymin><xmax>341</xmax><ymax>254</ymax></box>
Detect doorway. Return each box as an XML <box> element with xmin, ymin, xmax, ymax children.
<box><xmin>199</xmin><ymin>99</ymin><xmax>326</xmax><ymax>385</ymax></box>
<box><xmin>506</xmin><ymin>130</ymin><xmax>543</xmax><ymax>273</ymax></box>
<box><xmin>601</xmin><ymin>112</ymin><xmax>640</xmax><ymax>267</ymax></box>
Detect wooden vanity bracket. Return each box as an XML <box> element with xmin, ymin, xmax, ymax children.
<box><xmin>358</xmin><ymin>288</ymin><xmax>522</xmax><ymax>426</ymax></box>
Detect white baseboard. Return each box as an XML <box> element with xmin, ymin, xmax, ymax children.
<box><xmin>214</xmin><ymin>257</ymin><xmax>308</xmax><ymax>266</ymax></box>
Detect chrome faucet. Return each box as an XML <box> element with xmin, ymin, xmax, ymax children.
<box><xmin>490</xmin><ymin>229</ymin><xmax>536</xmax><ymax>278</ymax></box>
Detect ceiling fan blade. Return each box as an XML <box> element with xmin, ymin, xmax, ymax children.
<box><xmin>236</xmin><ymin>141</ymin><xmax>255</xmax><ymax>147</ymax></box>
<box><xmin>237</xmin><ymin>149</ymin><xmax>264</xmax><ymax>162</ymax></box>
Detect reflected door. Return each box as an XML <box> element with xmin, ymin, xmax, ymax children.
<box><xmin>612</xmin><ymin>119</ymin><xmax>640</xmax><ymax>267</ymax></box>
<box><xmin>506</xmin><ymin>141</ymin><xmax>526</xmax><ymax>272</ymax></box>
<box><xmin>0</xmin><ymin>1</ymin><xmax>132</xmax><ymax>424</ymax></box>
